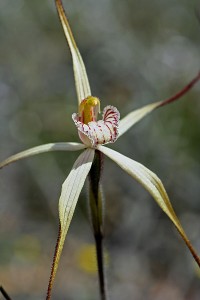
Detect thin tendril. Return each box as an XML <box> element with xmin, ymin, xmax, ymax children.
<box><xmin>157</xmin><ymin>72</ymin><xmax>200</xmax><ymax>108</ymax></box>
<box><xmin>46</xmin><ymin>224</ymin><xmax>61</xmax><ymax>300</ymax></box>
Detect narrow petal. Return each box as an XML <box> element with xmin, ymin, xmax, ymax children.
<box><xmin>119</xmin><ymin>102</ymin><xmax>159</xmax><ymax>137</ymax></box>
<box><xmin>55</xmin><ymin>0</ymin><xmax>91</xmax><ymax>103</ymax></box>
<box><xmin>119</xmin><ymin>72</ymin><xmax>200</xmax><ymax>137</ymax></box>
<box><xmin>0</xmin><ymin>142</ymin><xmax>86</xmax><ymax>169</ymax></box>
<box><xmin>50</xmin><ymin>148</ymin><xmax>95</xmax><ymax>287</ymax></box>
<box><xmin>98</xmin><ymin>145</ymin><xmax>200</xmax><ymax>267</ymax></box>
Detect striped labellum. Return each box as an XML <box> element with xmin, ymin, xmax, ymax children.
<box><xmin>72</xmin><ymin>96</ymin><xmax>120</xmax><ymax>148</ymax></box>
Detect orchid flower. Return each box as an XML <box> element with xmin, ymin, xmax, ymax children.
<box><xmin>1</xmin><ymin>0</ymin><xmax>200</xmax><ymax>299</ymax></box>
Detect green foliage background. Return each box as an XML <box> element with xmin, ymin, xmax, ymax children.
<box><xmin>0</xmin><ymin>0</ymin><xmax>200</xmax><ymax>299</ymax></box>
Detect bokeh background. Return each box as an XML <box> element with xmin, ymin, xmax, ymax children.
<box><xmin>1</xmin><ymin>0</ymin><xmax>200</xmax><ymax>299</ymax></box>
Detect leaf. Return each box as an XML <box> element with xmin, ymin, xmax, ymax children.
<box><xmin>55</xmin><ymin>0</ymin><xmax>91</xmax><ymax>104</ymax></box>
<box><xmin>98</xmin><ymin>145</ymin><xmax>200</xmax><ymax>267</ymax></box>
<box><xmin>48</xmin><ymin>148</ymin><xmax>95</xmax><ymax>293</ymax></box>
<box><xmin>119</xmin><ymin>72</ymin><xmax>200</xmax><ymax>137</ymax></box>
<box><xmin>0</xmin><ymin>142</ymin><xmax>86</xmax><ymax>169</ymax></box>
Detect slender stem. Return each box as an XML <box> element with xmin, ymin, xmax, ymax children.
<box><xmin>95</xmin><ymin>232</ymin><xmax>106</xmax><ymax>300</ymax></box>
<box><xmin>88</xmin><ymin>150</ymin><xmax>107</xmax><ymax>300</ymax></box>
<box><xmin>0</xmin><ymin>286</ymin><xmax>12</xmax><ymax>300</ymax></box>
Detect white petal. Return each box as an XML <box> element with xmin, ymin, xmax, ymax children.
<box><xmin>119</xmin><ymin>101</ymin><xmax>160</xmax><ymax>137</ymax></box>
<box><xmin>55</xmin><ymin>0</ymin><xmax>91</xmax><ymax>103</ymax></box>
<box><xmin>59</xmin><ymin>148</ymin><xmax>94</xmax><ymax>231</ymax></box>
<box><xmin>98</xmin><ymin>145</ymin><xmax>200</xmax><ymax>266</ymax></box>
<box><xmin>53</xmin><ymin>148</ymin><xmax>94</xmax><ymax>279</ymax></box>
<box><xmin>0</xmin><ymin>142</ymin><xmax>86</xmax><ymax>169</ymax></box>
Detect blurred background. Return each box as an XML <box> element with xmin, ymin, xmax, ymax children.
<box><xmin>0</xmin><ymin>0</ymin><xmax>200</xmax><ymax>299</ymax></box>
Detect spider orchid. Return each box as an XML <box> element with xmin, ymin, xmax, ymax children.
<box><xmin>1</xmin><ymin>0</ymin><xmax>200</xmax><ymax>299</ymax></box>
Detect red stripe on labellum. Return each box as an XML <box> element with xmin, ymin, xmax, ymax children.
<box><xmin>72</xmin><ymin>105</ymin><xmax>120</xmax><ymax>147</ymax></box>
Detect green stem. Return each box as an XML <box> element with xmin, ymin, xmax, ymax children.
<box><xmin>88</xmin><ymin>150</ymin><xmax>107</xmax><ymax>300</ymax></box>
